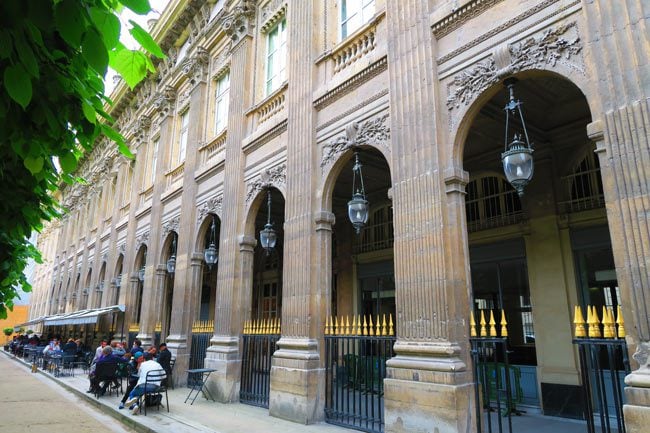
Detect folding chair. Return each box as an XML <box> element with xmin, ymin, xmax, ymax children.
<box><xmin>143</xmin><ymin>370</ymin><xmax>169</xmax><ymax>415</ymax></box>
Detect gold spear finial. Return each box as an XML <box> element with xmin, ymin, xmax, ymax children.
<box><xmin>334</xmin><ymin>316</ymin><xmax>339</xmax><ymax>335</ymax></box>
<box><xmin>325</xmin><ymin>316</ymin><xmax>330</xmax><ymax>335</ymax></box>
<box><xmin>382</xmin><ymin>314</ymin><xmax>387</xmax><ymax>336</ymax></box>
<box><xmin>357</xmin><ymin>314</ymin><xmax>362</xmax><ymax>335</ymax></box>
<box><xmin>489</xmin><ymin>310</ymin><xmax>497</xmax><ymax>337</ymax></box>
<box><xmin>616</xmin><ymin>305</ymin><xmax>626</xmax><ymax>338</ymax></box>
<box><xmin>588</xmin><ymin>306</ymin><xmax>601</xmax><ymax>338</ymax></box>
<box><xmin>363</xmin><ymin>315</ymin><xmax>368</xmax><ymax>336</ymax></box>
<box><xmin>479</xmin><ymin>310</ymin><xmax>487</xmax><ymax>337</ymax></box>
<box><xmin>500</xmin><ymin>310</ymin><xmax>508</xmax><ymax>337</ymax></box>
<box><xmin>602</xmin><ymin>306</ymin><xmax>614</xmax><ymax>338</ymax></box>
<box><xmin>470</xmin><ymin>310</ymin><xmax>477</xmax><ymax>338</ymax></box>
<box><xmin>345</xmin><ymin>315</ymin><xmax>350</xmax><ymax>336</ymax></box>
<box><xmin>369</xmin><ymin>315</ymin><xmax>375</xmax><ymax>336</ymax></box>
<box><xmin>389</xmin><ymin>314</ymin><xmax>394</xmax><ymax>336</ymax></box>
<box><xmin>351</xmin><ymin>315</ymin><xmax>357</xmax><ymax>336</ymax></box>
<box><xmin>573</xmin><ymin>306</ymin><xmax>586</xmax><ymax>338</ymax></box>
<box><xmin>376</xmin><ymin>315</ymin><xmax>381</xmax><ymax>336</ymax></box>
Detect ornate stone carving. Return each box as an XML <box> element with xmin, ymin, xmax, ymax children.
<box><xmin>432</xmin><ymin>0</ymin><xmax>504</xmax><ymax>39</ymax></box>
<box><xmin>197</xmin><ymin>195</ymin><xmax>224</xmax><ymax>225</ymax></box>
<box><xmin>132</xmin><ymin>116</ymin><xmax>151</xmax><ymax>145</ymax></box>
<box><xmin>261</xmin><ymin>0</ymin><xmax>287</xmax><ymax>33</ymax></box>
<box><xmin>446</xmin><ymin>23</ymin><xmax>582</xmax><ymax>110</ymax></box>
<box><xmin>153</xmin><ymin>86</ymin><xmax>177</xmax><ymax>117</ymax></box>
<box><xmin>245</xmin><ymin>164</ymin><xmax>287</xmax><ymax>203</ymax></box>
<box><xmin>135</xmin><ymin>231</ymin><xmax>150</xmax><ymax>249</ymax></box>
<box><xmin>220</xmin><ymin>0</ymin><xmax>256</xmax><ymax>44</ymax></box>
<box><xmin>321</xmin><ymin>114</ymin><xmax>391</xmax><ymax>168</ymax></box>
<box><xmin>161</xmin><ymin>215</ymin><xmax>181</xmax><ymax>238</ymax></box>
<box><xmin>181</xmin><ymin>47</ymin><xmax>210</xmax><ymax>85</ymax></box>
<box><xmin>212</xmin><ymin>50</ymin><xmax>230</xmax><ymax>78</ymax></box>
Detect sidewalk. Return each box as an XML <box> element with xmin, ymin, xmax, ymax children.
<box><xmin>1</xmin><ymin>350</ymin><xmax>350</xmax><ymax>433</ymax></box>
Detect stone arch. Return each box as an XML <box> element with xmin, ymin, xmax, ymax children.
<box><xmin>450</xmin><ymin>69</ymin><xmax>594</xmax><ymax>172</ymax></box>
<box><xmin>243</xmin><ymin>186</ymin><xmax>286</xmax><ymax>238</ymax></box>
<box><xmin>195</xmin><ymin>213</ymin><xmax>222</xmax><ymax>253</ymax></box>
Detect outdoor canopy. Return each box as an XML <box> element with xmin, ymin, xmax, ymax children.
<box><xmin>14</xmin><ymin>305</ymin><xmax>125</xmax><ymax>330</ymax></box>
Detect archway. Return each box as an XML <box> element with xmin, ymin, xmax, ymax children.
<box><xmin>460</xmin><ymin>72</ymin><xmax>623</xmax><ymax>427</ymax></box>
<box><xmin>323</xmin><ymin>146</ymin><xmax>395</xmax><ymax>432</ymax></box>
<box><xmin>113</xmin><ymin>254</ymin><xmax>124</xmax><ymax>306</ymax></box>
<box><xmin>133</xmin><ymin>246</ymin><xmax>147</xmax><ymax>327</ymax></box>
<box><xmin>239</xmin><ymin>186</ymin><xmax>285</xmax><ymax>408</ymax></box>
<box><xmin>96</xmin><ymin>262</ymin><xmax>106</xmax><ymax>308</ymax></box>
<box><xmin>159</xmin><ymin>231</ymin><xmax>178</xmax><ymax>344</ymax></box>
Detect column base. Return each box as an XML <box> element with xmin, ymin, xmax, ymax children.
<box><xmin>204</xmin><ymin>335</ymin><xmax>241</xmax><ymax>403</ymax></box>
<box><xmin>135</xmin><ymin>333</ymin><xmax>154</xmax><ymax>348</ymax></box>
<box><xmin>269</xmin><ymin>337</ymin><xmax>324</xmax><ymax>424</ymax></box>
<box><xmin>624</xmin><ymin>369</ymin><xmax>650</xmax><ymax>433</ymax></box>
<box><xmin>166</xmin><ymin>335</ymin><xmax>189</xmax><ymax>387</ymax></box>
<box><xmin>384</xmin><ymin>342</ymin><xmax>475</xmax><ymax>433</ymax></box>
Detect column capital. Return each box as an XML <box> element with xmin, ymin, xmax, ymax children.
<box><xmin>190</xmin><ymin>252</ymin><xmax>204</xmax><ymax>266</ymax></box>
<box><xmin>238</xmin><ymin>235</ymin><xmax>256</xmax><ymax>252</ymax></box>
<box><xmin>443</xmin><ymin>166</ymin><xmax>469</xmax><ymax>195</ymax></box>
<box><xmin>314</xmin><ymin>211</ymin><xmax>335</xmax><ymax>232</ymax></box>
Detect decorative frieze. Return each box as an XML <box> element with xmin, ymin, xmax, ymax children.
<box><xmin>260</xmin><ymin>0</ymin><xmax>287</xmax><ymax>33</ymax></box>
<box><xmin>135</xmin><ymin>231</ymin><xmax>150</xmax><ymax>250</ymax></box>
<box><xmin>432</xmin><ymin>0</ymin><xmax>504</xmax><ymax>39</ymax></box>
<box><xmin>446</xmin><ymin>23</ymin><xmax>582</xmax><ymax>110</ymax></box>
<box><xmin>245</xmin><ymin>164</ymin><xmax>287</xmax><ymax>203</ymax></box>
<box><xmin>211</xmin><ymin>50</ymin><xmax>230</xmax><ymax>79</ymax></box>
<box><xmin>161</xmin><ymin>215</ymin><xmax>181</xmax><ymax>238</ymax></box>
<box><xmin>197</xmin><ymin>195</ymin><xmax>224</xmax><ymax>224</ymax></box>
<box><xmin>321</xmin><ymin>114</ymin><xmax>390</xmax><ymax>169</ymax></box>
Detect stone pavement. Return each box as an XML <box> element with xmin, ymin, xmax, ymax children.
<box><xmin>1</xmin><ymin>350</ymin><xmax>350</xmax><ymax>433</ymax></box>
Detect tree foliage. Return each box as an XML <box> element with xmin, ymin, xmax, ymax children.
<box><xmin>0</xmin><ymin>0</ymin><xmax>164</xmax><ymax>319</ymax></box>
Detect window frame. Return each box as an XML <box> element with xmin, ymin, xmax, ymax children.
<box><xmin>340</xmin><ymin>0</ymin><xmax>375</xmax><ymax>40</ymax></box>
<box><xmin>178</xmin><ymin>110</ymin><xmax>189</xmax><ymax>163</ymax></box>
<box><xmin>265</xmin><ymin>18</ymin><xmax>287</xmax><ymax>96</ymax></box>
<box><xmin>214</xmin><ymin>71</ymin><xmax>230</xmax><ymax>134</ymax></box>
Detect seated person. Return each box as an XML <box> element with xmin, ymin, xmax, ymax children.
<box><xmin>90</xmin><ymin>346</ymin><xmax>128</xmax><ymax>395</ymax></box>
<box><xmin>123</xmin><ymin>352</ymin><xmax>166</xmax><ymax>415</ymax></box>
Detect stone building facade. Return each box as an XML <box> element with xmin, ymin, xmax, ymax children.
<box><xmin>29</xmin><ymin>0</ymin><xmax>649</xmax><ymax>432</ymax></box>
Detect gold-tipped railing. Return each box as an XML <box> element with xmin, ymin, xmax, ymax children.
<box><xmin>573</xmin><ymin>305</ymin><xmax>625</xmax><ymax>339</ymax></box>
<box><xmin>469</xmin><ymin>309</ymin><xmax>508</xmax><ymax>338</ymax></box>
<box><xmin>243</xmin><ymin>317</ymin><xmax>281</xmax><ymax>335</ymax></box>
<box><xmin>154</xmin><ymin>321</ymin><xmax>162</xmax><ymax>332</ymax></box>
<box><xmin>128</xmin><ymin>323</ymin><xmax>139</xmax><ymax>332</ymax></box>
<box><xmin>324</xmin><ymin>314</ymin><xmax>394</xmax><ymax>336</ymax></box>
<box><xmin>192</xmin><ymin>320</ymin><xmax>214</xmax><ymax>333</ymax></box>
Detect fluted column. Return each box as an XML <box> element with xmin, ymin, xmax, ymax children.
<box><xmin>268</xmin><ymin>0</ymin><xmax>325</xmax><ymax>424</ymax></box>
<box><xmin>581</xmin><ymin>1</ymin><xmax>650</xmax><ymax>430</ymax></box>
<box><xmin>383</xmin><ymin>1</ymin><xmax>474</xmax><ymax>432</ymax></box>
<box><xmin>204</xmin><ymin>4</ymin><xmax>255</xmax><ymax>403</ymax></box>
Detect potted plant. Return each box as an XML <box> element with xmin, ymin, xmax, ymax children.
<box><xmin>3</xmin><ymin>327</ymin><xmax>13</xmax><ymax>350</ymax></box>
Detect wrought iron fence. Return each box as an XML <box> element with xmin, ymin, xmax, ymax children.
<box><xmin>469</xmin><ymin>309</ymin><xmax>517</xmax><ymax>433</ymax></box>
<box><xmin>324</xmin><ymin>314</ymin><xmax>395</xmax><ymax>433</ymax></box>
<box><xmin>240</xmin><ymin>318</ymin><xmax>281</xmax><ymax>408</ymax></box>
<box><xmin>572</xmin><ymin>305</ymin><xmax>630</xmax><ymax>433</ymax></box>
<box><xmin>188</xmin><ymin>320</ymin><xmax>213</xmax><ymax>387</ymax></box>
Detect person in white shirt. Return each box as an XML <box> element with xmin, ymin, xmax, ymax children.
<box><xmin>124</xmin><ymin>352</ymin><xmax>166</xmax><ymax>414</ymax></box>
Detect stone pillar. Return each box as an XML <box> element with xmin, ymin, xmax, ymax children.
<box><xmin>384</xmin><ymin>2</ymin><xmax>474</xmax><ymax>432</ymax></box>
<box><xmin>581</xmin><ymin>1</ymin><xmax>650</xmax><ymax>431</ymax></box>
<box><xmin>268</xmin><ymin>0</ymin><xmax>326</xmax><ymax>424</ymax></box>
<box><xmin>204</xmin><ymin>2</ymin><xmax>255</xmax><ymax>403</ymax></box>
<box><xmin>166</xmin><ymin>52</ymin><xmax>209</xmax><ymax>386</ymax></box>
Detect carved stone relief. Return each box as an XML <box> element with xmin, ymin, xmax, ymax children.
<box><xmin>153</xmin><ymin>85</ymin><xmax>177</xmax><ymax>118</ymax></box>
<box><xmin>446</xmin><ymin>23</ymin><xmax>583</xmax><ymax>111</ymax></box>
<box><xmin>181</xmin><ymin>47</ymin><xmax>210</xmax><ymax>86</ymax></box>
<box><xmin>161</xmin><ymin>215</ymin><xmax>181</xmax><ymax>238</ymax></box>
<box><xmin>220</xmin><ymin>0</ymin><xmax>256</xmax><ymax>45</ymax></box>
<box><xmin>135</xmin><ymin>231</ymin><xmax>150</xmax><ymax>250</ymax></box>
<box><xmin>261</xmin><ymin>0</ymin><xmax>287</xmax><ymax>33</ymax></box>
<box><xmin>321</xmin><ymin>113</ymin><xmax>391</xmax><ymax>169</ymax></box>
<box><xmin>197</xmin><ymin>195</ymin><xmax>224</xmax><ymax>225</ymax></box>
<box><xmin>245</xmin><ymin>164</ymin><xmax>287</xmax><ymax>203</ymax></box>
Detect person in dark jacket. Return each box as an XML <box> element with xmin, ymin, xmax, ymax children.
<box><xmin>157</xmin><ymin>343</ymin><xmax>172</xmax><ymax>387</ymax></box>
<box><xmin>92</xmin><ymin>346</ymin><xmax>128</xmax><ymax>395</ymax></box>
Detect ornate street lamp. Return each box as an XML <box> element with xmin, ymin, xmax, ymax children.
<box><xmin>348</xmin><ymin>151</ymin><xmax>369</xmax><ymax>234</ymax></box>
<box><xmin>204</xmin><ymin>215</ymin><xmax>218</xmax><ymax>269</ymax></box>
<box><xmin>138</xmin><ymin>265</ymin><xmax>145</xmax><ymax>282</ymax></box>
<box><xmin>166</xmin><ymin>233</ymin><xmax>177</xmax><ymax>274</ymax></box>
<box><xmin>502</xmin><ymin>78</ymin><xmax>534</xmax><ymax>197</ymax></box>
<box><xmin>259</xmin><ymin>189</ymin><xmax>277</xmax><ymax>255</ymax></box>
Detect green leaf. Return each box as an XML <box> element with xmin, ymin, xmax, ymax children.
<box><xmin>15</xmin><ymin>35</ymin><xmax>39</xmax><ymax>78</ymax></box>
<box><xmin>59</xmin><ymin>152</ymin><xmax>78</xmax><ymax>173</ymax></box>
<box><xmin>24</xmin><ymin>156</ymin><xmax>44</xmax><ymax>174</ymax></box>
<box><xmin>128</xmin><ymin>20</ymin><xmax>165</xmax><ymax>59</ymax></box>
<box><xmin>109</xmin><ymin>48</ymin><xmax>148</xmax><ymax>89</ymax></box>
<box><xmin>121</xmin><ymin>0</ymin><xmax>151</xmax><ymax>15</ymax></box>
<box><xmin>82</xmin><ymin>29</ymin><xmax>109</xmax><ymax>75</ymax></box>
<box><xmin>100</xmin><ymin>124</ymin><xmax>134</xmax><ymax>158</ymax></box>
<box><xmin>55</xmin><ymin>0</ymin><xmax>86</xmax><ymax>47</ymax></box>
<box><xmin>4</xmin><ymin>64</ymin><xmax>32</xmax><ymax>109</ymax></box>
<box><xmin>90</xmin><ymin>8</ymin><xmax>121</xmax><ymax>50</ymax></box>
<box><xmin>81</xmin><ymin>100</ymin><xmax>96</xmax><ymax>124</ymax></box>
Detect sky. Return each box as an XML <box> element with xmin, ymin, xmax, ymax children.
<box><xmin>105</xmin><ymin>0</ymin><xmax>171</xmax><ymax>95</ymax></box>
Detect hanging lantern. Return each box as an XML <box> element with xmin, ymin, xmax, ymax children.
<box><xmin>204</xmin><ymin>216</ymin><xmax>218</xmax><ymax>268</ymax></box>
<box><xmin>348</xmin><ymin>151</ymin><xmax>369</xmax><ymax>234</ymax></box>
<box><xmin>260</xmin><ymin>189</ymin><xmax>277</xmax><ymax>255</ymax></box>
<box><xmin>166</xmin><ymin>233</ymin><xmax>177</xmax><ymax>274</ymax></box>
<box><xmin>502</xmin><ymin>78</ymin><xmax>534</xmax><ymax>197</ymax></box>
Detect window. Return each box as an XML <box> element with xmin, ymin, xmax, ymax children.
<box><xmin>340</xmin><ymin>0</ymin><xmax>375</xmax><ymax>39</ymax></box>
<box><xmin>178</xmin><ymin>111</ymin><xmax>189</xmax><ymax>162</ymax></box>
<box><xmin>465</xmin><ymin>176</ymin><xmax>523</xmax><ymax>232</ymax></box>
<box><xmin>150</xmin><ymin>138</ymin><xmax>159</xmax><ymax>185</ymax></box>
<box><xmin>214</xmin><ymin>72</ymin><xmax>230</xmax><ymax>134</ymax></box>
<box><xmin>266</xmin><ymin>19</ymin><xmax>287</xmax><ymax>95</ymax></box>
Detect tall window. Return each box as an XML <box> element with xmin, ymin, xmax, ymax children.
<box><xmin>214</xmin><ymin>72</ymin><xmax>230</xmax><ymax>134</ymax></box>
<box><xmin>465</xmin><ymin>176</ymin><xmax>522</xmax><ymax>232</ymax></box>
<box><xmin>340</xmin><ymin>0</ymin><xmax>375</xmax><ymax>39</ymax></box>
<box><xmin>150</xmin><ymin>138</ymin><xmax>159</xmax><ymax>185</ymax></box>
<box><xmin>266</xmin><ymin>19</ymin><xmax>287</xmax><ymax>95</ymax></box>
<box><xmin>178</xmin><ymin>111</ymin><xmax>189</xmax><ymax>163</ymax></box>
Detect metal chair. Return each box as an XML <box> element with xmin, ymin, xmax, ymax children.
<box><xmin>93</xmin><ymin>361</ymin><xmax>119</xmax><ymax>398</ymax></box>
<box><xmin>168</xmin><ymin>358</ymin><xmax>175</xmax><ymax>389</ymax></box>
<box><xmin>142</xmin><ymin>370</ymin><xmax>169</xmax><ymax>415</ymax></box>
